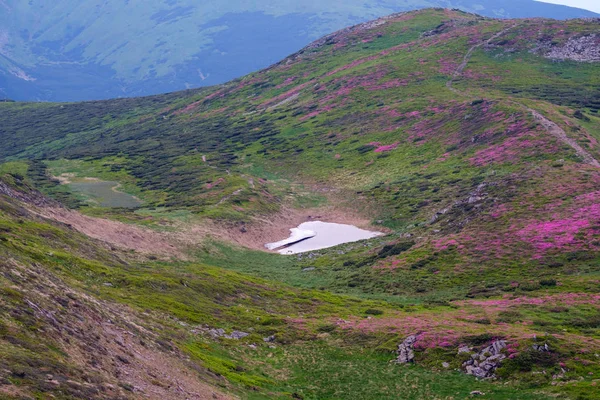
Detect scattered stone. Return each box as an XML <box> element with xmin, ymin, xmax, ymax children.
<box><xmin>116</xmin><ymin>355</ymin><xmax>130</xmax><ymax>364</ymax></box>
<box><xmin>228</xmin><ymin>331</ymin><xmax>250</xmax><ymax>340</ymax></box>
<box><xmin>462</xmin><ymin>340</ymin><xmax>507</xmax><ymax>378</ymax></box>
<box><xmin>263</xmin><ymin>335</ymin><xmax>276</xmax><ymax>343</ymax></box>
<box><xmin>248</xmin><ymin>344</ymin><xmax>257</xmax><ymax>349</ymax></box>
<box><xmin>470</xmin><ymin>390</ymin><xmax>485</xmax><ymax>396</ymax></box>
<box><xmin>468</xmin><ymin>195</ymin><xmax>484</xmax><ymax>204</ymax></box>
<box><xmin>458</xmin><ymin>345</ymin><xmax>472</xmax><ymax>354</ymax></box>
<box><xmin>302</xmin><ymin>267</ymin><xmax>315</xmax><ymax>272</ymax></box>
<box><xmin>532</xmin><ymin>343</ymin><xmax>549</xmax><ymax>352</ymax></box>
<box><xmin>442</xmin><ymin>362</ymin><xmax>450</xmax><ymax>369</ymax></box>
<box><xmin>208</xmin><ymin>328</ymin><xmax>226</xmax><ymax>338</ymax></box>
<box><xmin>204</xmin><ymin>327</ymin><xmax>249</xmax><ymax>340</ymax></box>
<box><xmin>396</xmin><ymin>335</ymin><xmax>417</xmax><ymax>364</ymax></box>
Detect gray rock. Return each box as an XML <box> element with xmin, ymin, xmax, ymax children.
<box><xmin>468</xmin><ymin>195</ymin><xmax>483</xmax><ymax>204</ymax></box>
<box><xmin>263</xmin><ymin>335</ymin><xmax>276</xmax><ymax>343</ymax></box>
<box><xmin>442</xmin><ymin>362</ymin><xmax>450</xmax><ymax>369</ymax></box>
<box><xmin>227</xmin><ymin>331</ymin><xmax>249</xmax><ymax>340</ymax></box>
<box><xmin>546</xmin><ymin>34</ymin><xmax>600</xmax><ymax>62</ymax></box>
<box><xmin>208</xmin><ymin>328</ymin><xmax>226</xmax><ymax>338</ymax></box>
<box><xmin>206</xmin><ymin>328</ymin><xmax>249</xmax><ymax>340</ymax></box>
<box><xmin>396</xmin><ymin>335</ymin><xmax>417</xmax><ymax>364</ymax></box>
<box><xmin>462</xmin><ymin>340</ymin><xmax>507</xmax><ymax>378</ymax></box>
<box><xmin>532</xmin><ymin>343</ymin><xmax>549</xmax><ymax>352</ymax></box>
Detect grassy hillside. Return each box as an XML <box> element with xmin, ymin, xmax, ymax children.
<box><xmin>1</xmin><ymin>8</ymin><xmax>600</xmax><ymax>399</ymax></box>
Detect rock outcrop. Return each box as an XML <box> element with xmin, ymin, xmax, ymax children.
<box><xmin>462</xmin><ymin>340</ymin><xmax>507</xmax><ymax>378</ymax></box>
<box><xmin>546</xmin><ymin>34</ymin><xmax>600</xmax><ymax>62</ymax></box>
<box><xmin>396</xmin><ymin>335</ymin><xmax>417</xmax><ymax>363</ymax></box>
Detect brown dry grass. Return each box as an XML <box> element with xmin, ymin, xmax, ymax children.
<box><xmin>38</xmin><ymin>207</ymin><xmax>183</xmax><ymax>258</ymax></box>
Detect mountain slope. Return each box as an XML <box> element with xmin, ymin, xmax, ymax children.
<box><xmin>0</xmin><ymin>173</ymin><xmax>561</xmax><ymax>400</ymax></box>
<box><xmin>2</xmin><ymin>8</ymin><xmax>600</xmax><ymax>399</ymax></box>
<box><xmin>0</xmin><ymin>0</ymin><xmax>598</xmax><ymax>101</ymax></box>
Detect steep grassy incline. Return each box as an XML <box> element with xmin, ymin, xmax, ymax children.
<box><xmin>1</xmin><ymin>9</ymin><xmax>600</xmax><ymax>399</ymax></box>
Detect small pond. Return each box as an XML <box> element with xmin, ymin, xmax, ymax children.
<box><xmin>69</xmin><ymin>180</ymin><xmax>142</xmax><ymax>208</ymax></box>
<box><xmin>266</xmin><ymin>221</ymin><xmax>383</xmax><ymax>255</ymax></box>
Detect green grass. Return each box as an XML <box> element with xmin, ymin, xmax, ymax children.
<box><xmin>247</xmin><ymin>342</ymin><xmax>554</xmax><ymax>400</ymax></box>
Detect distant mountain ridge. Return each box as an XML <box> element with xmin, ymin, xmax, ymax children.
<box><xmin>0</xmin><ymin>0</ymin><xmax>598</xmax><ymax>101</ymax></box>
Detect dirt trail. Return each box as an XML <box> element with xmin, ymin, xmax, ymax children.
<box><xmin>526</xmin><ymin>107</ymin><xmax>600</xmax><ymax>167</ymax></box>
<box><xmin>446</xmin><ymin>24</ymin><xmax>517</xmax><ymax>93</ymax></box>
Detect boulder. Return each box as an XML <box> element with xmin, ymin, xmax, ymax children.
<box><xmin>458</xmin><ymin>345</ymin><xmax>472</xmax><ymax>354</ymax></box>
<box><xmin>532</xmin><ymin>343</ymin><xmax>549</xmax><ymax>352</ymax></box>
<box><xmin>228</xmin><ymin>331</ymin><xmax>249</xmax><ymax>340</ymax></box>
<box><xmin>396</xmin><ymin>335</ymin><xmax>417</xmax><ymax>363</ymax></box>
<box><xmin>462</xmin><ymin>340</ymin><xmax>507</xmax><ymax>378</ymax></box>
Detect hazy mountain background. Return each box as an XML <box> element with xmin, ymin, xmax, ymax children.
<box><xmin>0</xmin><ymin>0</ymin><xmax>597</xmax><ymax>101</ymax></box>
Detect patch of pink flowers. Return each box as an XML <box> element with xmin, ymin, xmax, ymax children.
<box><xmin>438</xmin><ymin>57</ymin><xmax>459</xmax><ymax>74</ymax></box>
<box><xmin>490</xmin><ymin>204</ymin><xmax>511</xmax><ymax>219</ymax></box>
<box><xmin>326</xmin><ymin>56</ymin><xmax>379</xmax><ymax>76</ymax></box>
<box><xmin>433</xmin><ymin>238</ymin><xmax>461</xmax><ymax>250</ymax></box>
<box><xmin>515</xmin><ymin>197</ymin><xmax>600</xmax><ymax>256</ymax></box>
<box><xmin>517</xmin><ymin>219</ymin><xmax>590</xmax><ymax>253</ymax></box>
<box><xmin>414</xmin><ymin>331</ymin><xmax>460</xmax><ymax>350</ymax></box>
<box><xmin>174</xmin><ymin>100</ymin><xmax>203</xmax><ymax>115</ymax></box>
<box><xmin>470</xmin><ymin>121</ymin><xmax>556</xmax><ymax>166</ymax></box>
<box><xmin>371</xmin><ymin>142</ymin><xmax>399</xmax><ymax>153</ymax></box>
<box><xmin>275</xmin><ymin>76</ymin><xmax>297</xmax><ymax>89</ymax></box>
<box><xmin>262</xmin><ymin>81</ymin><xmax>313</xmax><ymax>107</ymax></box>
<box><xmin>205</xmin><ymin>178</ymin><xmax>225</xmax><ymax>190</ymax></box>
<box><xmin>299</xmin><ymin>104</ymin><xmax>337</xmax><ymax>121</ymax></box>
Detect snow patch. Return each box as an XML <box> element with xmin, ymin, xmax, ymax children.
<box><xmin>266</xmin><ymin>221</ymin><xmax>383</xmax><ymax>255</ymax></box>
